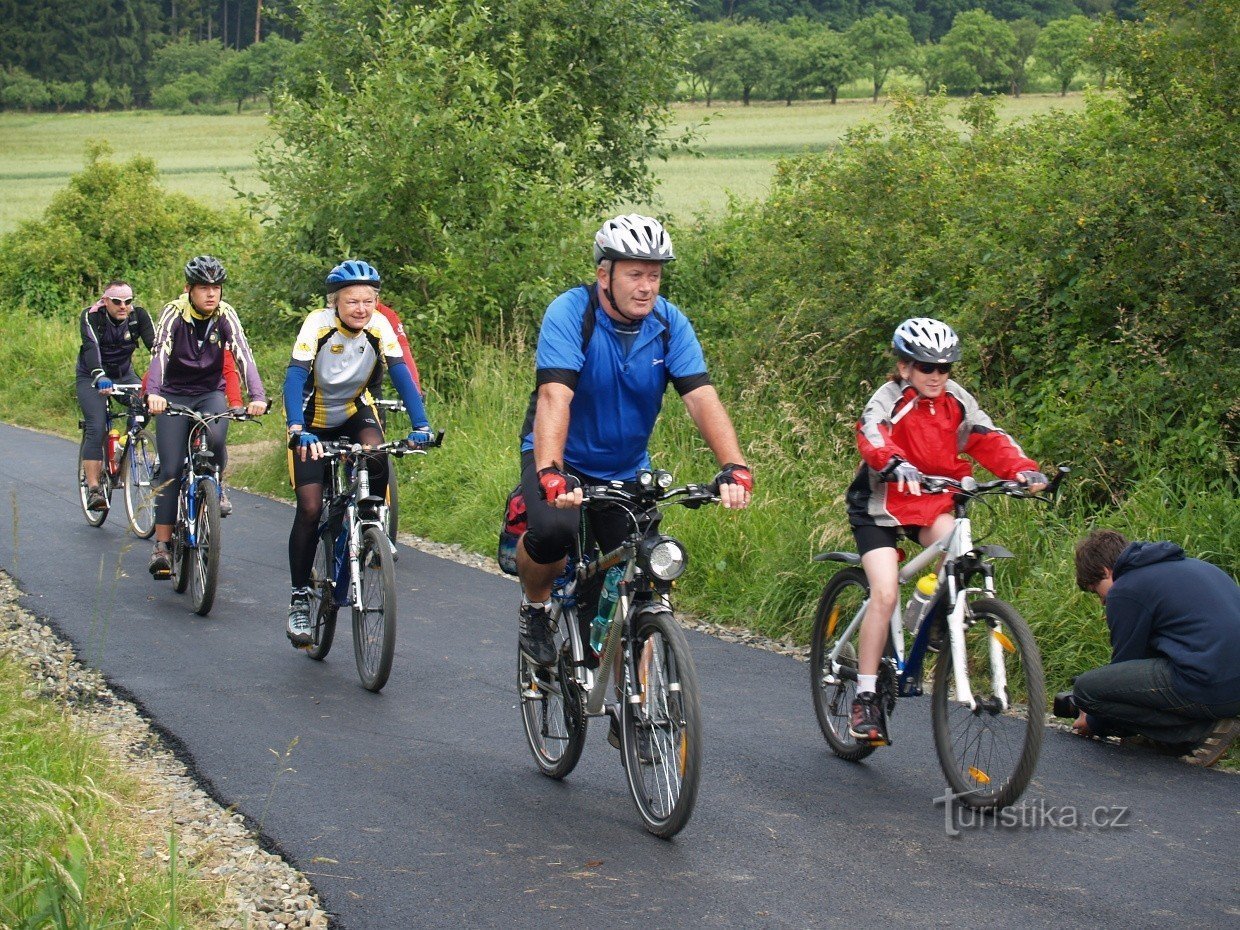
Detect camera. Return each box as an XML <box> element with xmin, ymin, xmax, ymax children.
<box><xmin>1053</xmin><ymin>691</ymin><xmax>1078</xmax><ymax>719</ymax></box>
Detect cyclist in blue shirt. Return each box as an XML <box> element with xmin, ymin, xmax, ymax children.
<box><xmin>515</xmin><ymin>215</ymin><xmax>752</xmax><ymax>667</ymax></box>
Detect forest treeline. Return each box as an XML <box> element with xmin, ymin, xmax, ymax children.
<box><xmin>0</xmin><ymin>0</ymin><xmax>1131</xmax><ymax>112</ymax></box>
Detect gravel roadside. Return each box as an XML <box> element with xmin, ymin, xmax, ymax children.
<box><xmin>0</xmin><ymin>571</ymin><xmax>330</xmax><ymax>930</ymax></box>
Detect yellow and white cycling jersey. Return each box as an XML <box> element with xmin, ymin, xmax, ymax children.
<box><xmin>289</xmin><ymin>308</ymin><xmax>403</xmax><ymax>430</ymax></box>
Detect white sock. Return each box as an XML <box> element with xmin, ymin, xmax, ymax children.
<box><xmin>857</xmin><ymin>675</ymin><xmax>878</xmax><ymax>695</ymax></box>
<box><xmin>522</xmin><ymin>596</ymin><xmax>547</xmax><ymax>609</ymax></box>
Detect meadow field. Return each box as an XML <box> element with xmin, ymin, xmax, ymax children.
<box><xmin>0</xmin><ymin>92</ymin><xmax>1089</xmax><ymax>231</ymax></box>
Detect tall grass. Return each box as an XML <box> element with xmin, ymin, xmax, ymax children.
<box><xmin>0</xmin><ymin>657</ymin><xmax>219</xmax><ymax>927</ymax></box>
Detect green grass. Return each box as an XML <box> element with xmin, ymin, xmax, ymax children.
<box><xmin>0</xmin><ymin>655</ymin><xmax>221</xmax><ymax>926</ymax></box>
<box><xmin>0</xmin><ymin>94</ymin><xmax>1091</xmax><ymax>232</ymax></box>
<box><xmin>0</xmin><ymin>110</ymin><xmax>271</xmax><ymax>232</ymax></box>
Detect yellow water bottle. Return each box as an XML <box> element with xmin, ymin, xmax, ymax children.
<box><xmin>903</xmin><ymin>573</ymin><xmax>938</xmax><ymax>632</ymax></box>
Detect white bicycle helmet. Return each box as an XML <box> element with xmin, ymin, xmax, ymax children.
<box><xmin>892</xmin><ymin>317</ymin><xmax>961</xmax><ymax>364</ymax></box>
<box><xmin>593</xmin><ymin>214</ymin><xmax>675</xmax><ymax>265</ymax></box>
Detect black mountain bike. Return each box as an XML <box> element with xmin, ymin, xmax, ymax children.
<box><xmin>162</xmin><ymin>405</ymin><xmax>261</xmax><ymax>616</ymax></box>
<box><xmin>518</xmin><ymin>469</ymin><xmax>717</xmax><ymax>839</ymax></box>
<box><xmin>76</xmin><ymin>384</ymin><xmax>159</xmax><ymax>537</ymax></box>
<box><xmin>301</xmin><ymin>433</ymin><xmax>442</xmax><ymax>692</ymax></box>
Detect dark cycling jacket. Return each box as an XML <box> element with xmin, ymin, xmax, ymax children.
<box><xmin>76</xmin><ymin>301</ymin><xmax>155</xmax><ymax>381</ymax></box>
<box><xmin>146</xmin><ymin>294</ymin><xmax>266</xmax><ymax>404</ymax></box>
<box><xmin>848</xmin><ymin>379</ymin><xmax>1037</xmax><ymax>528</ymax></box>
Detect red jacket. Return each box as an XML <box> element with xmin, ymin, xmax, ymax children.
<box><xmin>375</xmin><ymin>301</ymin><xmax>422</xmax><ymax>393</ymax></box>
<box><xmin>847</xmin><ymin>380</ymin><xmax>1038</xmax><ymax>527</ymax></box>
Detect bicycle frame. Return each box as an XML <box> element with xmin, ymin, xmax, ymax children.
<box><xmin>321</xmin><ymin>449</ymin><xmax>391</xmax><ymax>608</ymax></box>
<box><xmin>823</xmin><ymin>500</ymin><xmax>1002</xmax><ymax>712</ymax></box>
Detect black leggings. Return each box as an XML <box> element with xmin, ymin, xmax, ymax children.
<box><xmin>289</xmin><ymin>408</ymin><xmax>386</xmax><ymax>588</ymax></box>
<box><xmin>154</xmin><ymin>391</ymin><xmax>228</xmax><ymax>525</ymax></box>
<box><xmin>518</xmin><ymin>450</ymin><xmax>633</xmax><ymax>566</ymax></box>
<box><xmin>76</xmin><ymin>370</ymin><xmax>137</xmax><ymax>462</ymax></box>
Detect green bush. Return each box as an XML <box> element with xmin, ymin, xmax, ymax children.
<box><xmin>0</xmin><ymin>142</ymin><xmax>258</xmax><ymax>316</ymax></box>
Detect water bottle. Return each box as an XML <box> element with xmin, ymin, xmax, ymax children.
<box><xmin>106</xmin><ymin>427</ymin><xmax>122</xmax><ymax>473</ymax></box>
<box><xmin>590</xmin><ymin>566</ymin><xmax>623</xmax><ymax>656</ymax></box>
<box><xmin>903</xmin><ymin>573</ymin><xmax>938</xmax><ymax>632</ymax></box>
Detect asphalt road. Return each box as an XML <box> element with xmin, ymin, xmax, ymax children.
<box><xmin>5</xmin><ymin>423</ymin><xmax>1237</xmax><ymax>928</ymax></box>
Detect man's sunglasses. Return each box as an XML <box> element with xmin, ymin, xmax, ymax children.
<box><xmin>107</xmin><ymin>297</ymin><xmax>135</xmax><ymax>306</ymax></box>
<box><xmin>912</xmin><ymin>361</ymin><xmax>952</xmax><ymax>376</ymax></box>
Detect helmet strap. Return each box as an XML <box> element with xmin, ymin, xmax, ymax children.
<box><xmin>601</xmin><ymin>266</ymin><xmax>642</xmax><ymax>324</ymax></box>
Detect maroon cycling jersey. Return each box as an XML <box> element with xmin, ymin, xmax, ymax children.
<box><xmin>847</xmin><ymin>379</ymin><xmax>1037</xmax><ymax>528</ymax></box>
<box><xmin>146</xmin><ymin>295</ymin><xmax>266</xmax><ymax>404</ymax></box>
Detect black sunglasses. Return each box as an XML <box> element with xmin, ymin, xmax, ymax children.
<box><xmin>107</xmin><ymin>297</ymin><xmax>135</xmax><ymax>306</ymax></box>
<box><xmin>912</xmin><ymin>361</ymin><xmax>952</xmax><ymax>375</ymax></box>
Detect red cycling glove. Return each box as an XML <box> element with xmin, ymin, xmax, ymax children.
<box><xmin>537</xmin><ymin>466</ymin><xmax>580</xmax><ymax>502</ymax></box>
<box><xmin>714</xmin><ymin>463</ymin><xmax>753</xmax><ymax>493</ymax></box>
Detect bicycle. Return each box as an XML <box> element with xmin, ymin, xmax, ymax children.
<box><xmin>162</xmin><ymin>405</ymin><xmax>261</xmax><ymax>617</ymax></box>
<box><xmin>301</xmin><ymin>432</ymin><xmax>443</xmax><ymax>692</ymax></box>
<box><xmin>809</xmin><ymin>467</ymin><xmax>1068</xmax><ymax>811</ymax></box>
<box><xmin>517</xmin><ymin>469</ymin><xmax>717</xmax><ymax>839</ymax></box>
<box><xmin>76</xmin><ymin>384</ymin><xmax>160</xmax><ymax>538</ymax></box>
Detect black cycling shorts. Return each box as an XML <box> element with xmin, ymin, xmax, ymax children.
<box><xmin>851</xmin><ymin>522</ymin><xmax>928</xmax><ymax>557</ymax></box>
<box><xmin>519</xmin><ymin>450</ymin><xmax>632</xmax><ymax>566</ymax></box>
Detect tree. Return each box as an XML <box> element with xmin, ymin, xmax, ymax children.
<box><xmin>0</xmin><ymin>69</ymin><xmax>50</xmax><ymax>111</ymax></box>
<box><xmin>89</xmin><ymin>77</ymin><xmax>114</xmax><ymax>111</ymax></box>
<box><xmin>1034</xmin><ymin>15</ymin><xmax>1092</xmax><ymax>95</ymax></box>
<box><xmin>253</xmin><ymin>0</ymin><xmax>686</xmax><ymax>337</ymax></box>
<box><xmin>720</xmin><ymin>20</ymin><xmax>780</xmax><ymax>106</ymax></box>
<box><xmin>768</xmin><ymin>31</ymin><xmax>815</xmax><ymax>106</ymax></box>
<box><xmin>808</xmin><ymin>28</ymin><xmax>856</xmax><ymax>104</ymax></box>
<box><xmin>848</xmin><ymin>12</ymin><xmax>915</xmax><ymax>102</ymax></box>
<box><xmin>48</xmin><ymin>80</ymin><xmax>87</xmax><ymax>112</ymax></box>
<box><xmin>1007</xmin><ymin>17</ymin><xmax>1040</xmax><ymax>96</ymax></box>
<box><xmin>937</xmin><ymin>10</ymin><xmax>1017</xmax><ymax>94</ymax></box>
<box><xmin>685</xmin><ymin>20</ymin><xmax>728</xmax><ymax>105</ymax></box>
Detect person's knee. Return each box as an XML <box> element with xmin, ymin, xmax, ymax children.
<box><xmin>1072</xmin><ymin>667</ymin><xmax>1106</xmax><ymax>710</ymax></box>
<box><xmin>521</xmin><ymin>528</ymin><xmax>570</xmax><ymax>567</ymax></box>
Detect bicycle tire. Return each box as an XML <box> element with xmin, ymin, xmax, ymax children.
<box><xmin>353</xmin><ymin>525</ymin><xmax>396</xmax><ymax>692</ymax></box>
<box><xmin>77</xmin><ymin>438</ymin><xmax>109</xmax><ymax>527</ymax></box>
<box><xmin>931</xmin><ymin>597</ymin><xmax>1045</xmax><ymax>811</ymax></box>
<box><xmin>621</xmin><ymin>609</ymin><xmax>702</xmax><ymax>839</ymax></box>
<box><xmin>518</xmin><ymin>631</ymin><xmax>586</xmax><ymax>779</ymax></box>
<box><xmin>305</xmin><ymin>530</ymin><xmax>338</xmax><ymax>662</ymax></box>
<box><xmin>122</xmin><ymin>430</ymin><xmax>158</xmax><ymax>538</ymax></box>
<box><xmin>188</xmin><ymin>480</ymin><xmax>222</xmax><ymax>616</ymax></box>
<box><xmin>809</xmin><ymin>567</ymin><xmax>877</xmax><ymax>762</ymax></box>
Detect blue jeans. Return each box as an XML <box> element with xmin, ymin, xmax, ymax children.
<box><xmin>1073</xmin><ymin>658</ymin><xmax>1240</xmax><ymax>746</ymax></box>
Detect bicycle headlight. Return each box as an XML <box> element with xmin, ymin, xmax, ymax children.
<box><xmin>640</xmin><ymin>536</ymin><xmax>688</xmax><ymax>582</ymax></box>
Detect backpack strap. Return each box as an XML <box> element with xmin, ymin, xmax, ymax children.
<box><xmin>580</xmin><ymin>283</ymin><xmax>671</xmax><ymax>357</ymax></box>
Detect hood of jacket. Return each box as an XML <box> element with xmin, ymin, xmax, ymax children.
<box><xmin>1113</xmin><ymin>541</ymin><xmax>1185</xmax><ymax>580</ymax></box>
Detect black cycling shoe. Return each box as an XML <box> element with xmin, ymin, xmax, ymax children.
<box><xmin>518</xmin><ymin>602</ymin><xmax>556</xmax><ymax>668</ymax></box>
<box><xmin>286</xmin><ymin>587</ymin><xmax>313</xmax><ymax>648</ymax></box>
<box><xmin>148</xmin><ymin>542</ymin><xmax>172</xmax><ymax>579</ymax></box>
<box><xmin>849</xmin><ymin>692</ymin><xmax>889</xmax><ymax>744</ymax></box>
<box><xmin>607</xmin><ymin>714</ymin><xmax>663</xmax><ymax>763</ymax></box>
<box><xmin>86</xmin><ymin>485</ymin><xmax>108</xmax><ymax>511</ymax></box>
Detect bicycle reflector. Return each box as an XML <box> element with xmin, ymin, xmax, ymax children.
<box><xmin>640</xmin><ymin>535</ymin><xmax>688</xmax><ymax>581</ymax></box>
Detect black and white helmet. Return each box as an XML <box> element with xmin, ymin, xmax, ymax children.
<box><xmin>892</xmin><ymin>317</ymin><xmax>961</xmax><ymax>364</ymax></box>
<box><xmin>184</xmin><ymin>255</ymin><xmax>227</xmax><ymax>286</ymax></box>
<box><xmin>593</xmin><ymin>214</ymin><xmax>675</xmax><ymax>265</ymax></box>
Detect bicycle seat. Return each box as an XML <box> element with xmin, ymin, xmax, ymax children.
<box><xmin>812</xmin><ymin>551</ymin><xmax>861</xmax><ymax>565</ymax></box>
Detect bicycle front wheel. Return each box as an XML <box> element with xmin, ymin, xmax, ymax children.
<box><xmin>384</xmin><ymin>473</ymin><xmax>399</xmax><ymax>544</ymax></box>
<box><xmin>305</xmin><ymin>530</ymin><xmax>338</xmax><ymax>662</ymax></box>
<box><xmin>188</xmin><ymin>480</ymin><xmax>221</xmax><ymax>616</ymax></box>
<box><xmin>810</xmin><ymin>567</ymin><xmax>876</xmax><ymax>762</ymax></box>
<box><xmin>353</xmin><ymin>525</ymin><xmax>396</xmax><ymax>692</ymax></box>
<box><xmin>122</xmin><ymin>430</ymin><xmax>158</xmax><ymax>538</ymax></box>
<box><xmin>77</xmin><ymin>438</ymin><xmax>109</xmax><ymax>527</ymax></box>
<box><xmin>622</xmin><ymin>610</ymin><xmax>702</xmax><ymax>839</ymax></box>
<box><xmin>932</xmin><ymin>597</ymin><xmax>1045</xmax><ymax>811</ymax></box>
<box><xmin>518</xmin><ymin>624</ymin><xmax>586</xmax><ymax>779</ymax></box>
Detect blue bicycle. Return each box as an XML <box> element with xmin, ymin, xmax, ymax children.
<box><xmin>162</xmin><ymin>405</ymin><xmax>260</xmax><ymax>616</ymax></box>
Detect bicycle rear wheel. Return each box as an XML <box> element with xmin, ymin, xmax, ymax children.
<box><xmin>305</xmin><ymin>530</ymin><xmax>338</xmax><ymax>661</ymax></box>
<box><xmin>622</xmin><ymin>610</ymin><xmax>702</xmax><ymax>839</ymax></box>
<box><xmin>810</xmin><ymin>567</ymin><xmax>877</xmax><ymax>762</ymax></box>
<box><xmin>352</xmin><ymin>525</ymin><xmax>396</xmax><ymax>692</ymax></box>
<box><xmin>77</xmin><ymin>438</ymin><xmax>109</xmax><ymax>527</ymax></box>
<box><xmin>518</xmin><ymin>618</ymin><xmax>586</xmax><ymax>779</ymax></box>
<box><xmin>188</xmin><ymin>480</ymin><xmax>221</xmax><ymax>616</ymax></box>
<box><xmin>932</xmin><ymin>597</ymin><xmax>1044</xmax><ymax>811</ymax></box>
<box><xmin>122</xmin><ymin>430</ymin><xmax>158</xmax><ymax>538</ymax></box>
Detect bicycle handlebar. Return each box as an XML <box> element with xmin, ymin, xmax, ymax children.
<box><xmin>314</xmin><ymin>431</ymin><xmax>445</xmax><ymax>457</ymax></box>
<box><xmin>580</xmin><ymin>481</ymin><xmax>720</xmax><ymax>510</ymax></box>
<box><xmin>162</xmin><ymin>404</ymin><xmax>264</xmax><ymax>424</ymax></box>
<box><xmin>916</xmin><ymin>465</ymin><xmax>1070</xmax><ymax>502</ymax></box>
